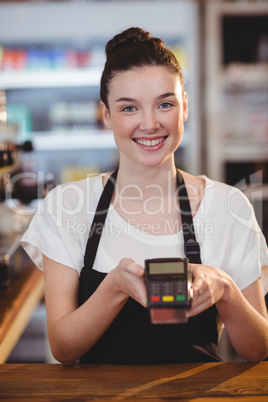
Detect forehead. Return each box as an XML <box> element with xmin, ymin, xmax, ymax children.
<box><xmin>108</xmin><ymin>66</ymin><xmax>182</xmax><ymax>100</ymax></box>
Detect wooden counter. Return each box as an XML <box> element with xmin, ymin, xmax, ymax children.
<box><xmin>0</xmin><ymin>362</ymin><xmax>267</xmax><ymax>401</ymax></box>
<box><xmin>0</xmin><ymin>263</ymin><xmax>44</xmax><ymax>363</ymax></box>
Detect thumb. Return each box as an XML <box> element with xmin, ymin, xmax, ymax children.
<box><xmin>128</xmin><ymin>261</ymin><xmax>145</xmax><ymax>277</ymax></box>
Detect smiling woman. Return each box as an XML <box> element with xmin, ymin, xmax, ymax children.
<box><xmin>21</xmin><ymin>27</ymin><xmax>268</xmax><ymax>366</ymax></box>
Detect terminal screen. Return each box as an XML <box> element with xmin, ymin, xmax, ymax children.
<box><xmin>149</xmin><ymin>261</ymin><xmax>185</xmax><ymax>275</ymax></box>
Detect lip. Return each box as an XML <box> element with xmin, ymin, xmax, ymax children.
<box><xmin>132</xmin><ymin>135</ymin><xmax>168</xmax><ymax>151</ymax></box>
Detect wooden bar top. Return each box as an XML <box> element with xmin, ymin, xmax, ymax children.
<box><xmin>0</xmin><ymin>262</ymin><xmax>44</xmax><ymax>363</ymax></box>
<box><xmin>0</xmin><ymin>362</ymin><xmax>267</xmax><ymax>401</ymax></box>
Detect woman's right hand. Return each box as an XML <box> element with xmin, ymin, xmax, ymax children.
<box><xmin>107</xmin><ymin>258</ymin><xmax>147</xmax><ymax>308</ymax></box>
<box><xmin>43</xmin><ymin>255</ymin><xmax>147</xmax><ymax>365</ymax></box>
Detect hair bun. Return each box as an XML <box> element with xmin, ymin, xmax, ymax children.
<box><xmin>105</xmin><ymin>27</ymin><xmax>161</xmax><ymax>57</ymax></box>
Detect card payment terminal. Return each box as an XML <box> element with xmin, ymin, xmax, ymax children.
<box><xmin>145</xmin><ymin>258</ymin><xmax>193</xmax><ymax>324</ymax></box>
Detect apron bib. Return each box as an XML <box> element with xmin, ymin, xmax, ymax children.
<box><xmin>79</xmin><ymin>169</ymin><xmax>220</xmax><ymax>364</ymax></box>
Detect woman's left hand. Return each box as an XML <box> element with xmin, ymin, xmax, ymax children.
<box><xmin>186</xmin><ymin>263</ymin><xmax>229</xmax><ymax>317</ymax></box>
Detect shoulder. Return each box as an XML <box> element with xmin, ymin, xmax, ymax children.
<box><xmin>199</xmin><ymin>175</ymin><xmax>261</xmax><ymax>236</ymax></box>
<box><xmin>181</xmin><ymin>170</ymin><xmax>257</xmax><ymax>230</ymax></box>
<box><xmin>52</xmin><ymin>173</ymin><xmax>103</xmax><ymax>195</ymax></box>
<box><xmin>202</xmin><ymin>176</ymin><xmax>253</xmax><ymax>211</ymax></box>
<box><xmin>182</xmin><ymin>171</ymin><xmax>253</xmax><ymax>209</ymax></box>
<box><xmin>43</xmin><ymin>174</ymin><xmax>104</xmax><ymax>210</ymax></box>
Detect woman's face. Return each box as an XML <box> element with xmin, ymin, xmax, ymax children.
<box><xmin>101</xmin><ymin>66</ymin><xmax>188</xmax><ymax>169</ymax></box>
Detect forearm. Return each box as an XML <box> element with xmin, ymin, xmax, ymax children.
<box><xmin>216</xmin><ymin>279</ymin><xmax>268</xmax><ymax>362</ymax></box>
<box><xmin>48</xmin><ymin>273</ymin><xmax>127</xmax><ymax>365</ymax></box>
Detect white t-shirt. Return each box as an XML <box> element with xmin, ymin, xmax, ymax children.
<box><xmin>21</xmin><ymin>174</ymin><xmax>268</xmax><ymax>294</ymax></box>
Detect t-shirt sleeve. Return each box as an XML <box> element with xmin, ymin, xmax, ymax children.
<box><xmin>21</xmin><ymin>186</ymin><xmax>81</xmax><ymax>273</ymax></box>
<box><xmin>238</xmin><ymin>231</ymin><xmax>268</xmax><ymax>294</ymax></box>
<box><xmin>226</xmin><ymin>186</ymin><xmax>268</xmax><ymax>294</ymax></box>
<box><xmin>260</xmin><ymin>234</ymin><xmax>268</xmax><ymax>295</ymax></box>
<box><xmin>202</xmin><ymin>180</ymin><xmax>268</xmax><ymax>295</ymax></box>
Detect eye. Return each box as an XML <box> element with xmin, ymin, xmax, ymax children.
<box><xmin>159</xmin><ymin>102</ymin><xmax>173</xmax><ymax>109</ymax></box>
<box><xmin>121</xmin><ymin>105</ymin><xmax>137</xmax><ymax>112</ymax></box>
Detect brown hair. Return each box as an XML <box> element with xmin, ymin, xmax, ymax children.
<box><xmin>100</xmin><ymin>27</ymin><xmax>184</xmax><ymax>108</ymax></box>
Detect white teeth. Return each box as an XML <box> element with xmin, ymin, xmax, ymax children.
<box><xmin>135</xmin><ymin>137</ymin><xmax>165</xmax><ymax>147</ymax></box>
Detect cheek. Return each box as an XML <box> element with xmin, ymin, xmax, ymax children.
<box><xmin>161</xmin><ymin>111</ymin><xmax>181</xmax><ymax>130</ymax></box>
<box><xmin>113</xmin><ymin>117</ymin><xmax>136</xmax><ymax>137</ymax></box>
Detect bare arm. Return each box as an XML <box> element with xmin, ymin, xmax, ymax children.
<box><xmin>43</xmin><ymin>255</ymin><xmax>146</xmax><ymax>366</ymax></box>
<box><xmin>188</xmin><ymin>264</ymin><xmax>268</xmax><ymax>362</ymax></box>
<box><xmin>220</xmin><ymin>278</ymin><xmax>268</xmax><ymax>361</ymax></box>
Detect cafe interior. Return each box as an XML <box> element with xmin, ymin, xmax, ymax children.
<box><xmin>0</xmin><ymin>0</ymin><xmax>268</xmax><ymax>399</ymax></box>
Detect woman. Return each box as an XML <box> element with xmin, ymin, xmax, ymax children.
<box><xmin>22</xmin><ymin>27</ymin><xmax>268</xmax><ymax>366</ymax></box>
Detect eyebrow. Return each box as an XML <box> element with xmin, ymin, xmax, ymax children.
<box><xmin>156</xmin><ymin>92</ymin><xmax>176</xmax><ymax>100</ymax></box>
<box><xmin>115</xmin><ymin>92</ymin><xmax>176</xmax><ymax>103</ymax></box>
<box><xmin>115</xmin><ymin>97</ymin><xmax>136</xmax><ymax>103</ymax></box>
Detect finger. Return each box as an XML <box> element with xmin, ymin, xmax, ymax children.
<box><xmin>186</xmin><ymin>298</ymin><xmax>210</xmax><ymax>318</ymax></box>
<box><xmin>189</xmin><ymin>264</ymin><xmax>203</xmax><ymax>297</ymax></box>
<box><xmin>189</xmin><ymin>263</ymin><xmax>201</xmax><ymax>274</ymax></box>
<box><xmin>129</xmin><ymin>275</ymin><xmax>147</xmax><ymax>307</ymax></box>
<box><xmin>193</xmin><ymin>286</ymin><xmax>205</xmax><ymax>300</ymax></box>
<box><xmin>127</xmin><ymin>261</ymin><xmax>144</xmax><ymax>277</ymax></box>
<box><xmin>139</xmin><ymin>290</ymin><xmax>148</xmax><ymax>308</ymax></box>
<box><xmin>192</xmin><ymin>279</ymin><xmax>204</xmax><ymax>300</ymax></box>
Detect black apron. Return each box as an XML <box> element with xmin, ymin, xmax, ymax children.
<box><xmin>79</xmin><ymin>169</ymin><xmax>220</xmax><ymax>364</ymax></box>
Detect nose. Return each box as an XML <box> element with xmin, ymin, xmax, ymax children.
<box><xmin>139</xmin><ymin>110</ymin><xmax>160</xmax><ymax>132</ymax></box>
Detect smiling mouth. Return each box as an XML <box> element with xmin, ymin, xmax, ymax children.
<box><xmin>133</xmin><ymin>136</ymin><xmax>168</xmax><ymax>147</ymax></box>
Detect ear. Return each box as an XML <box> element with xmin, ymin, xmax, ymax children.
<box><xmin>182</xmin><ymin>91</ymin><xmax>188</xmax><ymax>122</ymax></box>
<box><xmin>100</xmin><ymin>101</ymin><xmax>112</xmax><ymax>129</ymax></box>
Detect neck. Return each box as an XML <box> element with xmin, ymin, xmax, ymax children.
<box><xmin>116</xmin><ymin>158</ymin><xmax>178</xmax><ymax>198</ymax></box>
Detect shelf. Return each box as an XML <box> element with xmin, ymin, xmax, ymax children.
<box><xmin>0</xmin><ymin>69</ymin><xmax>102</xmax><ymax>89</ymax></box>
<box><xmin>219</xmin><ymin>64</ymin><xmax>268</xmax><ymax>90</ymax></box>
<box><xmin>221</xmin><ymin>141</ymin><xmax>268</xmax><ymax>162</ymax></box>
<box><xmin>217</xmin><ymin>1</ymin><xmax>268</xmax><ymax>16</ymax></box>
<box><xmin>0</xmin><ymin>68</ymin><xmax>192</xmax><ymax>90</ymax></box>
<box><xmin>32</xmin><ymin>130</ymin><xmax>116</xmax><ymax>151</ymax></box>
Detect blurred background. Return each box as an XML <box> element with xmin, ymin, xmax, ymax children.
<box><xmin>0</xmin><ymin>0</ymin><xmax>267</xmax><ymax>363</ymax></box>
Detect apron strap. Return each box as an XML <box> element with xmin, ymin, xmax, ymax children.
<box><xmin>84</xmin><ymin>169</ymin><xmax>118</xmax><ymax>269</ymax></box>
<box><xmin>177</xmin><ymin>171</ymin><xmax>201</xmax><ymax>264</ymax></box>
